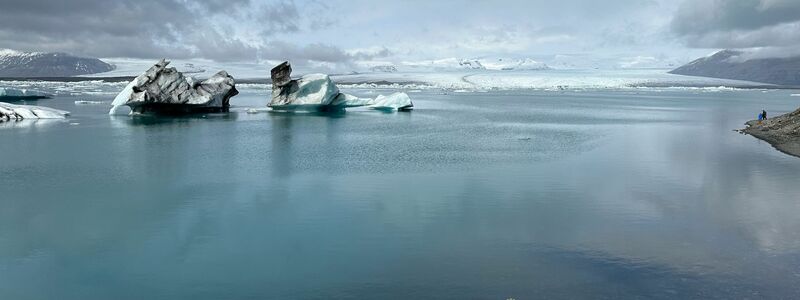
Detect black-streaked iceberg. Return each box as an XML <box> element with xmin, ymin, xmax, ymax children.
<box><xmin>0</xmin><ymin>102</ymin><xmax>69</xmax><ymax>121</ymax></box>
<box><xmin>109</xmin><ymin>59</ymin><xmax>238</xmax><ymax>115</ymax></box>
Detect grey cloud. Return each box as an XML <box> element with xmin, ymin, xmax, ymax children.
<box><xmin>254</xmin><ymin>1</ymin><xmax>302</xmax><ymax>34</ymax></box>
<box><xmin>260</xmin><ymin>42</ymin><xmax>391</xmax><ymax>63</ymax></box>
<box><xmin>0</xmin><ymin>0</ymin><xmax>301</xmax><ymax>62</ymax></box>
<box><xmin>671</xmin><ymin>0</ymin><xmax>800</xmax><ymax>49</ymax></box>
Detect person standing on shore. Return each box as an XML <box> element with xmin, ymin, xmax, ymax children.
<box><xmin>762</xmin><ymin>110</ymin><xmax>768</xmax><ymax>120</ymax></box>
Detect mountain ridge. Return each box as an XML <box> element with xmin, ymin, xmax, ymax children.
<box><xmin>0</xmin><ymin>50</ymin><xmax>115</xmax><ymax>77</ymax></box>
<box><xmin>669</xmin><ymin>50</ymin><xmax>800</xmax><ymax>86</ymax></box>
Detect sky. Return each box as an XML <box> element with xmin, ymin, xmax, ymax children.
<box><xmin>0</xmin><ymin>0</ymin><xmax>798</xmax><ymax>70</ymax></box>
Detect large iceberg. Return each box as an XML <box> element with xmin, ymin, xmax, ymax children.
<box><xmin>268</xmin><ymin>62</ymin><xmax>343</xmax><ymax>111</ymax></box>
<box><xmin>0</xmin><ymin>102</ymin><xmax>69</xmax><ymax>121</ymax></box>
<box><xmin>268</xmin><ymin>61</ymin><xmax>413</xmax><ymax>112</ymax></box>
<box><xmin>109</xmin><ymin>59</ymin><xmax>238</xmax><ymax>115</ymax></box>
<box><xmin>0</xmin><ymin>88</ymin><xmax>51</xmax><ymax>100</ymax></box>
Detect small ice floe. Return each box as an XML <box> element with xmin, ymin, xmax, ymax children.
<box><xmin>791</xmin><ymin>94</ymin><xmax>800</xmax><ymax>97</ymax></box>
<box><xmin>74</xmin><ymin>100</ymin><xmax>108</xmax><ymax>105</ymax></box>
<box><xmin>70</xmin><ymin>122</ymin><xmax>80</xmax><ymax>126</ymax></box>
<box><xmin>245</xmin><ymin>108</ymin><xmax>270</xmax><ymax>114</ymax></box>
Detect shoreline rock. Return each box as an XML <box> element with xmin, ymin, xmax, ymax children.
<box><xmin>110</xmin><ymin>59</ymin><xmax>238</xmax><ymax>115</ymax></box>
<box><xmin>743</xmin><ymin>108</ymin><xmax>800</xmax><ymax>157</ymax></box>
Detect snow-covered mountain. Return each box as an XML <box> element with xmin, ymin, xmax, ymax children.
<box><xmin>402</xmin><ymin>58</ymin><xmax>486</xmax><ymax>71</ymax></box>
<box><xmin>369</xmin><ymin>65</ymin><xmax>398</xmax><ymax>73</ymax></box>
<box><xmin>400</xmin><ymin>57</ymin><xmax>550</xmax><ymax>72</ymax></box>
<box><xmin>479</xmin><ymin>58</ymin><xmax>550</xmax><ymax>70</ymax></box>
<box><xmin>0</xmin><ymin>49</ymin><xmax>115</xmax><ymax>77</ymax></box>
<box><xmin>670</xmin><ymin>50</ymin><xmax>800</xmax><ymax>86</ymax></box>
<box><xmin>181</xmin><ymin>63</ymin><xmax>207</xmax><ymax>74</ymax></box>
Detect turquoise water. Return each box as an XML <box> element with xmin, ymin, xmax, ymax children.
<box><xmin>2</xmin><ymin>87</ymin><xmax>800</xmax><ymax>299</ymax></box>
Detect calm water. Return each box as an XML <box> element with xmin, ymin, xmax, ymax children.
<box><xmin>2</xmin><ymin>87</ymin><xmax>800</xmax><ymax>299</ymax></box>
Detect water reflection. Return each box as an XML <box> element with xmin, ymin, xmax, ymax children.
<box><xmin>1</xmin><ymin>89</ymin><xmax>800</xmax><ymax>298</ymax></box>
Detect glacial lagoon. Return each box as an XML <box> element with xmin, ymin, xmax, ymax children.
<box><xmin>2</xmin><ymin>86</ymin><xmax>800</xmax><ymax>299</ymax></box>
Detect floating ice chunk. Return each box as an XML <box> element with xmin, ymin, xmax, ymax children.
<box><xmin>245</xmin><ymin>108</ymin><xmax>270</xmax><ymax>114</ymax></box>
<box><xmin>268</xmin><ymin>62</ymin><xmax>346</xmax><ymax>112</ymax></box>
<box><xmin>268</xmin><ymin>61</ymin><xmax>414</xmax><ymax>112</ymax></box>
<box><xmin>368</xmin><ymin>92</ymin><xmax>413</xmax><ymax>111</ymax></box>
<box><xmin>0</xmin><ymin>102</ymin><xmax>69</xmax><ymax>121</ymax></box>
<box><xmin>109</xmin><ymin>59</ymin><xmax>238</xmax><ymax>115</ymax></box>
<box><xmin>75</xmin><ymin>100</ymin><xmax>107</xmax><ymax>105</ymax></box>
<box><xmin>791</xmin><ymin>94</ymin><xmax>800</xmax><ymax>97</ymax></box>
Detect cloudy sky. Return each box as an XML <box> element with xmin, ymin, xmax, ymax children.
<box><xmin>0</xmin><ymin>0</ymin><xmax>798</xmax><ymax>69</ymax></box>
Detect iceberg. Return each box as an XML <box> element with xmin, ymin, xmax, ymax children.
<box><xmin>268</xmin><ymin>61</ymin><xmax>414</xmax><ymax>113</ymax></box>
<box><xmin>109</xmin><ymin>59</ymin><xmax>238</xmax><ymax>115</ymax></box>
<box><xmin>368</xmin><ymin>92</ymin><xmax>413</xmax><ymax>111</ymax></box>
<box><xmin>268</xmin><ymin>62</ymin><xmax>346</xmax><ymax>112</ymax></box>
<box><xmin>0</xmin><ymin>88</ymin><xmax>51</xmax><ymax>101</ymax></box>
<box><xmin>0</xmin><ymin>102</ymin><xmax>69</xmax><ymax>121</ymax></box>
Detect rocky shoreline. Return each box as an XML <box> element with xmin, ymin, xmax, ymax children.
<box><xmin>743</xmin><ymin>108</ymin><xmax>800</xmax><ymax>157</ymax></box>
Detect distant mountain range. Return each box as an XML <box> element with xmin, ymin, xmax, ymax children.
<box><xmin>380</xmin><ymin>57</ymin><xmax>551</xmax><ymax>72</ymax></box>
<box><xmin>670</xmin><ymin>50</ymin><xmax>800</xmax><ymax>86</ymax></box>
<box><xmin>0</xmin><ymin>50</ymin><xmax>115</xmax><ymax>77</ymax></box>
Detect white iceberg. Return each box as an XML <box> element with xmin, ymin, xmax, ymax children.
<box><xmin>268</xmin><ymin>61</ymin><xmax>414</xmax><ymax>113</ymax></box>
<box><xmin>0</xmin><ymin>102</ymin><xmax>69</xmax><ymax>121</ymax></box>
<box><xmin>269</xmin><ymin>62</ymin><xmax>349</xmax><ymax>112</ymax></box>
<box><xmin>368</xmin><ymin>92</ymin><xmax>414</xmax><ymax>111</ymax></box>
